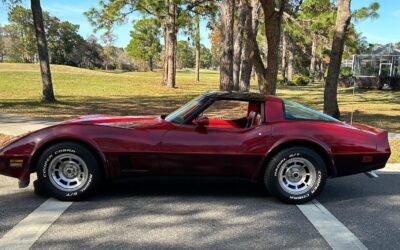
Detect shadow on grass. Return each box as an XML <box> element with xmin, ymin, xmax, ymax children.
<box><xmin>0</xmin><ymin>94</ymin><xmax>200</xmax><ymax>119</ymax></box>
<box><xmin>0</xmin><ymin>90</ymin><xmax>399</xmax><ymax>131</ymax></box>
<box><xmin>341</xmin><ymin>110</ymin><xmax>400</xmax><ymax>132</ymax></box>
<box><xmin>340</xmin><ymin>88</ymin><xmax>400</xmax><ymax>104</ymax></box>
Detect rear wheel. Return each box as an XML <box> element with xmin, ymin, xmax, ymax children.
<box><xmin>264</xmin><ymin>147</ymin><xmax>327</xmax><ymax>204</ymax></box>
<box><xmin>36</xmin><ymin>142</ymin><xmax>103</xmax><ymax>201</ymax></box>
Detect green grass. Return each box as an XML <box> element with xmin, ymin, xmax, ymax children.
<box><xmin>389</xmin><ymin>139</ymin><xmax>400</xmax><ymax>163</ymax></box>
<box><xmin>0</xmin><ymin>63</ymin><xmax>399</xmax><ymax>133</ymax></box>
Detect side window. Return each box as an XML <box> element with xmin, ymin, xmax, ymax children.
<box><xmin>197</xmin><ymin>100</ymin><xmax>263</xmax><ymax>129</ymax></box>
<box><xmin>202</xmin><ymin>100</ymin><xmax>249</xmax><ymax>120</ymax></box>
<box><xmin>283</xmin><ymin>100</ymin><xmax>339</xmax><ymax>122</ymax></box>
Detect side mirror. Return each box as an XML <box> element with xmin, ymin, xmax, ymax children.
<box><xmin>194</xmin><ymin>116</ymin><xmax>209</xmax><ymax>126</ymax></box>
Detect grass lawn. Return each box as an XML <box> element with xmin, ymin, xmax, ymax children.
<box><xmin>389</xmin><ymin>139</ymin><xmax>400</xmax><ymax>163</ymax></box>
<box><xmin>0</xmin><ymin>62</ymin><xmax>399</xmax><ymax>133</ymax></box>
<box><xmin>0</xmin><ymin>63</ymin><xmax>398</xmax><ymax>162</ymax></box>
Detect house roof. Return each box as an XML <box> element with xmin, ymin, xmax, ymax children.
<box><xmin>371</xmin><ymin>43</ymin><xmax>400</xmax><ymax>55</ymax></box>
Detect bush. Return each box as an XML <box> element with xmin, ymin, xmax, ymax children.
<box><xmin>340</xmin><ymin>67</ymin><xmax>353</xmax><ymax>78</ymax></box>
<box><xmin>277</xmin><ymin>74</ymin><xmax>310</xmax><ymax>86</ymax></box>
<box><xmin>293</xmin><ymin>75</ymin><xmax>310</xmax><ymax>86</ymax></box>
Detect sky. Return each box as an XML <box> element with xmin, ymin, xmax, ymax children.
<box><xmin>1</xmin><ymin>0</ymin><xmax>400</xmax><ymax>49</ymax></box>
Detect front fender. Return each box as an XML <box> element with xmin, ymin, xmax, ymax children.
<box><xmin>29</xmin><ymin>125</ymin><xmax>111</xmax><ymax>179</ymax></box>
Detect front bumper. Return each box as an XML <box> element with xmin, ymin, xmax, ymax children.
<box><xmin>0</xmin><ymin>156</ymin><xmax>31</xmax><ymax>187</ymax></box>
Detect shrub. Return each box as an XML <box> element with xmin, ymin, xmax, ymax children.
<box><xmin>340</xmin><ymin>67</ymin><xmax>353</xmax><ymax>78</ymax></box>
<box><xmin>293</xmin><ymin>74</ymin><xmax>310</xmax><ymax>86</ymax></box>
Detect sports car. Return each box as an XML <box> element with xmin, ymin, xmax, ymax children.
<box><xmin>0</xmin><ymin>91</ymin><xmax>391</xmax><ymax>204</ymax></box>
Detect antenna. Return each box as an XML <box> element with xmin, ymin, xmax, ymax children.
<box><xmin>350</xmin><ymin>80</ymin><xmax>356</xmax><ymax>124</ymax></box>
<box><xmin>350</xmin><ymin>54</ymin><xmax>356</xmax><ymax>124</ymax></box>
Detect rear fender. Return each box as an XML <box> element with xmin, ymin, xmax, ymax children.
<box><xmin>252</xmin><ymin>137</ymin><xmax>335</xmax><ymax>181</ymax></box>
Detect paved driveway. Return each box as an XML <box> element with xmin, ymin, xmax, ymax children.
<box><xmin>0</xmin><ymin>113</ymin><xmax>399</xmax><ymax>249</ymax></box>
<box><xmin>0</xmin><ymin>173</ymin><xmax>399</xmax><ymax>249</ymax></box>
<box><xmin>0</xmin><ymin>113</ymin><xmax>57</xmax><ymax>136</ymax></box>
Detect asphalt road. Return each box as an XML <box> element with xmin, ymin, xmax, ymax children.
<box><xmin>0</xmin><ymin>172</ymin><xmax>399</xmax><ymax>250</ymax></box>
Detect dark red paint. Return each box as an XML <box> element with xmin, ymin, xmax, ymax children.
<box><xmin>0</xmin><ymin>93</ymin><xmax>391</xmax><ymax>188</ymax></box>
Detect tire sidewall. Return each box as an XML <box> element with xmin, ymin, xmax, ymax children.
<box><xmin>37</xmin><ymin>143</ymin><xmax>100</xmax><ymax>201</ymax></box>
<box><xmin>265</xmin><ymin>148</ymin><xmax>327</xmax><ymax>204</ymax></box>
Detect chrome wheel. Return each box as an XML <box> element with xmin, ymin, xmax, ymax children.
<box><xmin>48</xmin><ymin>153</ymin><xmax>89</xmax><ymax>192</ymax></box>
<box><xmin>278</xmin><ymin>157</ymin><xmax>317</xmax><ymax>195</ymax></box>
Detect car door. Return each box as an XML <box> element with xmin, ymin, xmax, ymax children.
<box><xmin>158</xmin><ymin>109</ymin><xmax>271</xmax><ymax>178</ymax></box>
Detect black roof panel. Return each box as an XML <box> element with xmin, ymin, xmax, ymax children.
<box><xmin>203</xmin><ymin>91</ymin><xmax>265</xmax><ymax>101</ymax></box>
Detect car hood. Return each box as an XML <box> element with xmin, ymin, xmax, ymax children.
<box><xmin>63</xmin><ymin>114</ymin><xmax>161</xmax><ymax>128</ymax></box>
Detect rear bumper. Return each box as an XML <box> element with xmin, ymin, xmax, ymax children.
<box><xmin>333</xmin><ymin>153</ymin><xmax>390</xmax><ymax>177</ymax></box>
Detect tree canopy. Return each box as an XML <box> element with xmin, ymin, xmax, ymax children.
<box><xmin>127</xmin><ymin>18</ymin><xmax>161</xmax><ymax>71</ymax></box>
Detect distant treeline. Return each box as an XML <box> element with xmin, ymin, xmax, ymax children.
<box><xmin>0</xmin><ymin>6</ymin><xmax>213</xmax><ymax>71</ymax></box>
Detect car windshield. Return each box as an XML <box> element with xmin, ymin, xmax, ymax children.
<box><xmin>165</xmin><ymin>95</ymin><xmax>207</xmax><ymax>124</ymax></box>
<box><xmin>283</xmin><ymin>100</ymin><xmax>340</xmax><ymax>122</ymax></box>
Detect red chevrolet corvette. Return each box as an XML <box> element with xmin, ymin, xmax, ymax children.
<box><xmin>0</xmin><ymin>91</ymin><xmax>391</xmax><ymax>203</ymax></box>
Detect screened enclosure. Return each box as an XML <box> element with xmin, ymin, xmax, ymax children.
<box><xmin>349</xmin><ymin>44</ymin><xmax>400</xmax><ymax>90</ymax></box>
<box><xmin>352</xmin><ymin>55</ymin><xmax>400</xmax><ymax>78</ymax></box>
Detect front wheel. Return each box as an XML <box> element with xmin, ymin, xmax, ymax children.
<box><xmin>264</xmin><ymin>147</ymin><xmax>327</xmax><ymax>204</ymax></box>
<box><xmin>36</xmin><ymin>142</ymin><xmax>103</xmax><ymax>201</ymax></box>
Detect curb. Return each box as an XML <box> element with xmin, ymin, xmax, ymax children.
<box><xmin>389</xmin><ymin>133</ymin><xmax>400</xmax><ymax>139</ymax></box>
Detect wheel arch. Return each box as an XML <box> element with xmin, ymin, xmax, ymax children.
<box><xmin>30</xmin><ymin>138</ymin><xmax>110</xmax><ymax>178</ymax></box>
<box><xmin>255</xmin><ymin>139</ymin><xmax>336</xmax><ymax>180</ymax></box>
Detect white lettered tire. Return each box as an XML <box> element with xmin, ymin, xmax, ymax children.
<box><xmin>264</xmin><ymin>147</ymin><xmax>327</xmax><ymax>204</ymax></box>
<box><xmin>36</xmin><ymin>142</ymin><xmax>103</xmax><ymax>201</ymax></box>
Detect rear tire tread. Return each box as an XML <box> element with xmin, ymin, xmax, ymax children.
<box><xmin>264</xmin><ymin>146</ymin><xmax>327</xmax><ymax>204</ymax></box>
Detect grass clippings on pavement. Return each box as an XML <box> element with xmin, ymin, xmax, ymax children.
<box><xmin>0</xmin><ymin>134</ymin><xmax>15</xmax><ymax>148</ymax></box>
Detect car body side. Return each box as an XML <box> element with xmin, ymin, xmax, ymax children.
<box><xmin>0</xmin><ymin>95</ymin><xmax>391</xmax><ymax>188</ymax></box>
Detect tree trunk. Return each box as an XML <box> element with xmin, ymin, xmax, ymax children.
<box><xmin>194</xmin><ymin>15</ymin><xmax>201</xmax><ymax>82</ymax></box>
<box><xmin>324</xmin><ymin>0</ymin><xmax>351</xmax><ymax>118</ymax></box>
<box><xmin>31</xmin><ymin>0</ymin><xmax>56</xmax><ymax>103</ymax></box>
<box><xmin>240</xmin><ymin>0</ymin><xmax>260</xmax><ymax>92</ymax></box>
<box><xmin>255</xmin><ymin>0</ymin><xmax>287</xmax><ymax>95</ymax></box>
<box><xmin>233</xmin><ymin>0</ymin><xmax>247</xmax><ymax>91</ymax></box>
<box><xmin>219</xmin><ymin>0</ymin><xmax>234</xmax><ymax>91</ymax></box>
<box><xmin>149</xmin><ymin>57</ymin><xmax>153</xmax><ymax>71</ymax></box>
<box><xmin>287</xmin><ymin>37</ymin><xmax>294</xmax><ymax>81</ymax></box>
<box><xmin>310</xmin><ymin>33</ymin><xmax>317</xmax><ymax>83</ymax></box>
<box><xmin>261</xmin><ymin>0</ymin><xmax>286</xmax><ymax>95</ymax></box>
<box><xmin>281</xmin><ymin>31</ymin><xmax>287</xmax><ymax>82</ymax></box>
<box><xmin>319</xmin><ymin>60</ymin><xmax>325</xmax><ymax>81</ymax></box>
<box><xmin>162</xmin><ymin>26</ymin><xmax>168</xmax><ymax>85</ymax></box>
<box><xmin>165</xmin><ymin>1</ymin><xmax>177</xmax><ymax>88</ymax></box>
